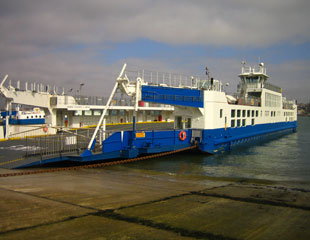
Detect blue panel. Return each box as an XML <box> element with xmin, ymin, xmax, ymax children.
<box><xmin>128</xmin><ymin>129</ymin><xmax>192</xmax><ymax>151</ymax></box>
<box><xmin>1</xmin><ymin>111</ymin><xmax>17</xmax><ymax>117</ymax></box>
<box><xmin>8</xmin><ymin>119</ymin><xmax>45</xmax><ymax>125</ymax></box>
<box><xmin>102</xmin><ymin>132</ymin><xmax>123</xmax><ymax>153</ymax></box>
<box><xmin>102</xmin><ymin>129</ymin><xmax>193</xmax><ymax>157</ymax></box>
<box><xmin>18</xmin><ymin>119</ymin><xmax>45</xmax><ymax>125</ymax></box>
<box><xmin>71</xmin><ymin>151</ymin><xmax>121</xmax><ymax>162</ymax></box>
<box><xmin>142</xmin><ymin>85</ymin><xmax>203</xmax><ymax>108</ymax></box>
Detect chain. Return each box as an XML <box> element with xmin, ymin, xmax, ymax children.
<box><xmin>0</xmin><ymin>145</ymin><xmax>197</xmax><ymax>178</ymax></box>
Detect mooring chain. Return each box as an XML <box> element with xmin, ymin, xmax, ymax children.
<box><xmin>0</xmin><ymin>145</ymin><xmax>197</xmax><ymax>178</ymax></box>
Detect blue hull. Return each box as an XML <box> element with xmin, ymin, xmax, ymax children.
<box><xmin>199</xmin><ymin>121</ymin><xmax>297</xmax><ymax>153</ymax></box>
<box><xmin>12</xmin><ymin>121</ymin><xmax>297</xmax><ymax>168</ymax></box>
<box><xmin>100</xmin><ymin>121</ymin><xmax>297</xmax><ymax>157</ymax></box>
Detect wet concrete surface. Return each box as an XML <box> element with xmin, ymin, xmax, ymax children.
<box><xmin>0</xmin><ymin>166</ymin><xmax>309</xmax><ymax>239</ymax></box>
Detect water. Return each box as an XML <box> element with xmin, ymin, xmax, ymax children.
<box><xmin>126</xmin><ymin>116</ymin><xmax>310</xmax><ymax>183</ymax></box>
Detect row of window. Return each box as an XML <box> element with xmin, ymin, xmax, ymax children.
<box><xmin>265</xmin><ymin>111</ymin><xmax>277</xmax><ymax>117</ymax></box>
<box><xmin>231</xmin><ymin>118</ymin><xmax>255</xmax><ymax>128</ymax></box>
<box><xmin>23</xmin><ymin>115</ymin><xmax>45</xmax><ymax>119</ymax></box>
<box><xmin>229</xmin><ymin>109</ymin><xmax>289</xmax><ymax>119</ymax></box>
<box><xmin>231</xmin><ymin>109</ymin><xmax>259</xmax><ymax>118</ymax></box>
<box><xmin>74</xmin><ymin>110</ymin><xmax>162</xmax><ymax>117</ymax></box>
<box><xmin>284</xmin><ymin>112</ymin><xmax>294</xmax><ymax>116</ymax></box>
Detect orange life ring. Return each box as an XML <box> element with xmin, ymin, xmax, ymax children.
<box><xmin>43</xmin><ymin>125</ymin><xmax>48</xmax><ymax>133</ymax></box>
<box><xmin>179</xmin><ymin>130</ymin><xmax>186</xmax><ymax>141</ymax></box>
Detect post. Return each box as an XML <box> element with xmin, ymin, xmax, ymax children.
<box><xmin>102</xmin><ymin>118</ymin><xmax>106</xmax><ymax>141</ymax></box>
<box><xmin>5</xmin><ymin>99</ymin><xmax>11</xmax><ymax>139</ymax></box>
<box><xmin>84</xmin><ymin>63</ymin><xmax>127</xmax><ymax>154</ymax></box>
<box><xmin>132</xmin><ymin>112</ymin><xmax>136</xmax><ymax>148</ymax></box>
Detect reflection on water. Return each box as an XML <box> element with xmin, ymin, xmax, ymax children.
<box><xmin>126</xmin><ymin>117</ymin><xmax>310</xmax><ymax>183</ymax></box>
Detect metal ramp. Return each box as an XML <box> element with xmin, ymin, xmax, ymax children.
<box><xmin>0</xmin><ymin>131</ymin><xmax>92</xmax><ymax>169</ymax></box>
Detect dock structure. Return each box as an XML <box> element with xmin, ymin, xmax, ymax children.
<box><xmin>0</xmin><ymin>69</ymin><xmax>175</xmax><ymax>140</ymax></box>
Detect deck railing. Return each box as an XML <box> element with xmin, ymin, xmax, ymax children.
<box><xmin>263</xmin><ymin>83</ymin><xmax>282</xmax><ymax>93</ymax></box>
<box><xmin>22</xmin><ymin>128</ymin><xmax>120</xmax><ymax>159</ymax></box>
<box><xmin>233</xmin><ymin>94</ymin><xmax>261</xmax><ymax>107</ymax></box>
<box><xmin>283</xmin><ymin>99</ymin><xmax>296</xmax><ymax>110</ymax></box>
<box><xmin>23</xmin><ymin>132</ymin><xmax>90</xmax><ymax>158</ymax></box>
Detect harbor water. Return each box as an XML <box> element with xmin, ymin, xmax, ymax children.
<box><xmin>126</xmin><ymin>116</ymin><xmax>310</xmax><ymax>184</ymax></box>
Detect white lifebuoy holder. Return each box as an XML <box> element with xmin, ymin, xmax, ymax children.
<box><xmin>179</xmin><ymin>130</ymin><xmax>187</xmax><ymax>141</ymax></box>
<box><xmin>43</xmin><ymin>125</ymin><xmax>48</xmax><ymax>133</ymax></box>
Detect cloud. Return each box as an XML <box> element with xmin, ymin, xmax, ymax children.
<box><xmin>0</xmin><ymin>0</ymin><xmax>309</xmax><ymax>104</ymax></box>
<box><xmin>1</xmin><ymin>0</ymin><xmax>309</xmax><ymax>48</ymax></box>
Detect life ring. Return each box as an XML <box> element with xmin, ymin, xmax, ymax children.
<box><xmin>179</xmin><ymin>130</ymin><xmax>186</xmax><ymax>141</ymax></box>
<box><xmin>43</xmin><ymin>125</ymin><xmax>48</xmax><ymax>133</ymax></box>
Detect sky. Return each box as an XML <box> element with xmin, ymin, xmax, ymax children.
<box><xmin>0</xmin><ymin>0</ymin><xmax>309</xmax><ymax>103</ymax></box>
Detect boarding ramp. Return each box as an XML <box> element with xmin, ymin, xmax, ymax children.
<box><xmin>0</xmin><ymin>122</ymin><xmax>174</xmax><ymax>168</ymax></box>
<box><xmin>0</xmin><ymin>129</ymin><xmax>93</xmax><ymax>169</ymax></box>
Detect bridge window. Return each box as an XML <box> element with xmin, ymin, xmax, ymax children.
<box><xmin>256</xmin><ymin>111</ymin><xmax>258</xmax><ymax>117</ymax></box>
<box><xmin>242</xmin><ymin>110</ymin><xmax>246</xmax><ymax>117</ymax></box>
<box><xmin>237</xmin><ymin>119</ymin><xmax>241</xmax><ymax>127</ymax></box>
<box><xmin>220</xmin><ymin>109</ymin><xmax>223</xmax><ymax>118</ymax></box>
<box><xmin>237</xmin><ymin>110</ymin><xmax>241</xmax><ymax>117</ymax></box>
<box><xmin>265</xmin><ymin>92</ymin><xmax>281</xmax><ymax>107</ymax></box>
<box><xmin>247</xmin><ymin>110</ymin><xmax>250</xmax><ymax>117</ymax></box>
<box><xmin>252</xmin><ymin>119</ymin><xmax>255</xmax><ymax>125</ymax></box>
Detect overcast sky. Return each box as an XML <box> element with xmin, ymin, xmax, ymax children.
<box><xmin>0</xmin><ymin>0</ymin><xmax>309</xmax><ymax>102</ymax></box>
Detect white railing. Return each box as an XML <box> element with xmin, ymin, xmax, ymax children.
<box><xmin>241</xmin><ymin>66</ymin><xmax>267</xmax><ymax>75</ymax></box>
<box><xmin>283</xmin><ymin>99</ymin><xmax>296</xmax><ymax>110</ymax></box>
<box><xmin>125</xmin><ymin>69</ymin><xmax>203</xmax><ymax>89</ymax></box>
<box><xmin>125</xmin><ymin>69</ymin><xmax>222</xmax><ymax>91</ymax></box>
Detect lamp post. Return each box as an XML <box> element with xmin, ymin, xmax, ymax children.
<box><xmin>79</xmin><ymin>83</ymin><xmax>85</xmax><ymax>97</ymax></box>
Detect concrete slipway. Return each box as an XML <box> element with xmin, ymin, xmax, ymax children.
<box><xmin>0</xmin><ymin>165</ymin><xmax>309</xmax><ymax>240</ymax></box>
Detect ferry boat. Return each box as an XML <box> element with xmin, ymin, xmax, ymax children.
<box><xmin>1</xmin><ymin>62</ymin><xmax>298</xmax><ymax>168</ymax></box>
<box><xmin>86</xmin><ymin>62</ymin><xmax>297</xmax><ymax>158</ymax></box>
<box><xmin>1</xmin><ymin>108</ymin><xmax>45</xmax><ymax>125</ymax></box>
